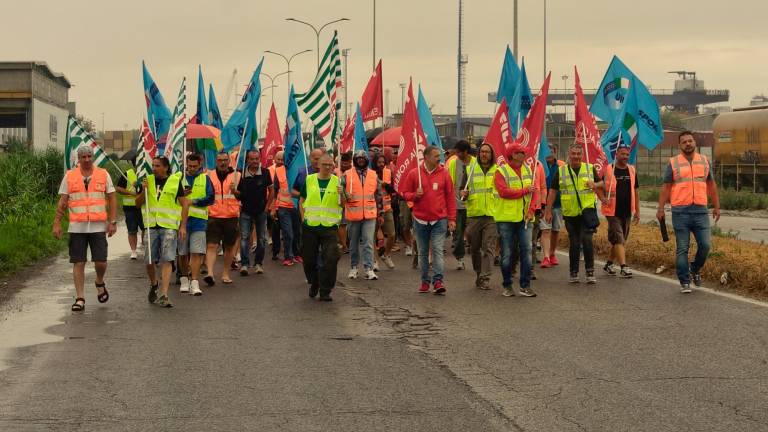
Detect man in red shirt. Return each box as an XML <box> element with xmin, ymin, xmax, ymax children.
<box><xmin>400</xmin><ymin>146</ymin><xmax>457</xmax><ymax>295</ymax></box>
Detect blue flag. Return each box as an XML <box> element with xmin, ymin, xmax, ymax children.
<box><xmin>537</xmin><ymin>136</ymin><xmax>552</xmax><ymax>177</ymax></box>
<box><xmin>495</xmin><ymin>45</ymin><xmax>520</xmax><ymax>106</ymax></box>
<box><xmin>222</xmin><ymin>58</ymin><xmax>264</xmax><ymax>156</ymax></box>
<box><xmin>353</xmin><ymin>103</ymin><xmax>368</xmax><ymax>153</ymax></box>
<box><xmin>196</xmin><ymin>65</ymin><xmax>209</xmax><ymax>125</ymax></box>
<box><xmin>208</xmin><ymin>84</ymin><xmax>224</xmax><ymax>130</ymax></box>
<box><xmin>600</xmin><ymin>85</ymin><xmax>640</xmax><ymax>164</ymax></box>
<box><xmin>592</xmin><ymin>56</ymin><xmax>663</xmax><ymax>151</ymax></box>
<box><xmin>508</xmin><ymin>59</ymin><xmax>533</xmax><ymax>135</ymax></box>
<box><xmin>417</xmin><ymin>85</ymin><xmax>444</xmax><ymax>162</ymax></box>
<box><xmin>142</xmin><ymin>61</ymin><xmax>172</xmax><ymax>151</ymax></box>
<box><xmin>284</xmin><ymin>86</ymin><xmax>307</xmax><ymax>205</ymax></box>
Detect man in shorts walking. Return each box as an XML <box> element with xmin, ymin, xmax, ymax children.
<box><xmin>115</xmin><ymin>159</ymin><xmax>145</xmax><ymax>259</ymax></box>
<box><xmin>600</xmin><ymin>146</ymin><xmax>639</xmax><ymax>278</ymax></box>
<box><xmin>204</xmin><ymin>152</ymin><xmax>240</xmax><ymax>285</ymax></box>
<box><xmin>53</xmin><ymin>146</ymin><xmax>118</xmax><ymax>312</ymax></box>
<box><xmin>178</xmin><ymin>154</ymin><xmax>214</xmax><ymax>295</ymax></box>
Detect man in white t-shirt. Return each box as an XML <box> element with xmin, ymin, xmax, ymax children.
<box><xmin>53</xmin><ymin>146</ymin><xmax>117</xmax><ymax>312</ymax></box>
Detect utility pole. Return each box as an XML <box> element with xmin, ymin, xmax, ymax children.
<box><xmin>399</xmin><ymin>83</ymin><xmax>406</xmax><ymax>114</ymax></box>
<box><xmin>373</xmin><ymin>0</ymin><xmax>377</xmax><ymax>71</ymax></box>
<box><xmin>342</xmin><ymin>48</ymin><xmax>351</xmax><ymax>121</ymax></box>
<box><xmin>456</xmin><ymin>0</ymin><xmax>466</xmax><ymax>138</ymax></box>
<box><xmin>513</xmin><ymin>0</ymin><xmax>518</xmax><ymax>63</ymax></box>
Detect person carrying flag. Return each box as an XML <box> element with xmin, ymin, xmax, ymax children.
<box><xmin>656</xmin><ymin>131</ymin><xmax>720</xmax><ymax>293</ymax></box>
<box><xmin>53</xmin><ymin>146</ymin><xmax>118</xmax><ymax>312</ymax></box>
<box><xmin>177</xmin><ymin>153</ymin><xmax>214</xmax><ymax>296</ymax></box>
<box><xmin>401</xmin><ymin>145</ymin><xmax>457</xmax><ymax>295</ymax></box>
<box><xmin>299</xmin><ymin>154</ymin><xmax>344</xmax><ymax>301</ymax></box>
<box><xmin>459</xmin><ymin>143</ymin><xmax>498</xmax><ymax>291</ymax></box>
<box><xmin>342</xmin><ymin>150</ymin><xmax>382</xmax><ymax>281</ymax></box>
<box><xmin>493</xmin><ymin>144</ymin><xmax>538</xmax><ymax>297</ymax></box>
<box><xmin>115</xmin><ymin>159</ymin><xmax>145</xmax><ymax>260</ymax></box>
<box><xmin>545</xmin><ymin>145</ymin><xmax>603</xmax><ymax>284</ymax></box>
<box><xmin>600</xmin><ymin>145</ymin><xmax>640</xmax><ymax>278</ymax></box>
<box><xmin>135</xmin><ymin>156</ymin><xmax>190</xmax><ymax>308</ymax></box>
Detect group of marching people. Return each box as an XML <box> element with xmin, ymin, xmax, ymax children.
<box><xmin>56</xmin><ymin>130</ymin><xmax>718</xmax><ymax>311</ymax></box>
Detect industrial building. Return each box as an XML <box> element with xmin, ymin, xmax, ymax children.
<box><xmin>0</xmin><ymin>61</ymin><xmax>72</xmax><ymax>151</ymax></box>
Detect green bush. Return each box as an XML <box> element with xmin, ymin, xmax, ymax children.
<box><xmin>0</xmin><ymin>205</ymin><xmax>67</xmax><ymax>275</ymax></box>
<box><xmin>718</xmin><ymin>190</ymin><xmax>768</xmax><ymax>211</ymax></box>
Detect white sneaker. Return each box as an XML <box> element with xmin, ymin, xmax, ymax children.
<box><xmin>364</xmin><ymin>269</ymin><xmax>378</xmax><ymax>280</ymax></box>
<box><xmin>373</xmin><ymin>261</ymin><xmax>380</xmax><ymax>272</ymax></box>
<box><xmin>179</xmin><ymin>276</ymin><xmax>190</xmax><ymax>293</ymax></box>
<box><xmin>348</xmin><ymin>267</ymin><xmax>358</xmax><ymax>279</ymax></box>
<box><xmin>130</xmin><ymin>250</ymin><xmax>138</xmax><ymax>260</ymax></box>
<box><xmin>456</xmin><ymin>259</ymin><xmax>465</xmax><ymax>270</ymax></box>
<box><xmin>254</xmin><ymin>264</ymin><xmax>264</xmax><ymax>274</ymax></box>
<box><xmin>383</xmin><ymin>255</ymin><xmax>395</xmax><ymax>269</ymax></box>
<box><xmin>190</xmin><ymin>279</ymin><xmax>202</xmax><ymax>296</ymax></box>
<box><xmin>405</xmin><ymin>246</ymin><xmax>413</xmax><ymax>256</ymax></box>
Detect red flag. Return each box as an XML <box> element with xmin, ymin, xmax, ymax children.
<box><xmin>261</xmin><ymin>103</ymin><xmax>283</xmax><ymax>168</ymax></box>
<box><xmin>360</xmin><ymin>60</ymin><xmax>383</xmax><ymax>122</ymax></box>
<box><xmin>483</xmin><ymin>99</ymin><xmax>513</xmax><ymax>166</ymax></box>
<box><xmin>515</xmin><ymin>72</ymin><xmax>552</xmax><ymax>168</ymax></box>
<box><xmin>574</xmin><ymin>66</ymin><xmax>608</xmax><ymax>176</ymax></box>
<box><xmin>339</xmin><ymin>115</ymin><xmax>354</xmax><ymax>154</ymax></box>
<box><xmin>393</xmin><ymin>80</ymin><xmax>427</xmax><ymax>193</ymax></box>
<box><xmin>141</xmin><ymin>118</ymin><xmax>157</xmax><ymax>157</ymax></box>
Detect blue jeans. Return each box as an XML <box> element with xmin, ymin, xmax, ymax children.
<box><xmin>497</xmin><ymin>222</ymin><xmax>532</xmax><ymax>288</ymax></box>
<box><xmin>240</xmin><ymin>212</ymin><xmax>268</xmax><ymax>267</ymax></box>
<box><xmin>348</xmin><ymin>218</ymin><xmax>376</xmax><ymax>270</ymax></box>
<box><xmin>413</xmin><ymin>219</ymin><xmax>447</xmax><ymax>284</ymax></box>
<box><xmin>277</xmin><ymin>208</ymin><xmax>296</xmax><ymax>260</ymax></box>
<box><xmin>672</xmin><ymin>211</ymin><xmax>711</xmax><ymax>285</ymax></box>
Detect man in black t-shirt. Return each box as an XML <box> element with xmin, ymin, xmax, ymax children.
<box><xmin>599</xmin><ymin>146</ymin><xmax>640</xmax><ymax>278</ymax></box>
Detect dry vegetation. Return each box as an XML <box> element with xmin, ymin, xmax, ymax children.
<box><xmin>558</xmin><ymin>221</ymin><xmax>768</xmax><ymax>300</ymax></box>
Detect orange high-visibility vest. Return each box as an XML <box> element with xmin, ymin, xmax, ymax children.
<box><xmin>66</xmin><ymin>167</ymin><xmax>109</xmax><ymax>223</ymax></box>
<box><xmin>274</xmin><ymin>165</ymin><xmax>294</xmax><ymax>209</ymax></box>
<box><xmin>670</xmin><ymin>153</ymin><xmax>710</xmax><ymax>207</ymax></box>
<box><xmin>601</xmin><ymin>164</ymin><xmax>637</xmax><ymax>217</ymax></box>
<box><xmin>380</xmin><ymin>167</ymin><xmax>392</xmax><ymax>212</ymax></box>
<box><xmin>208</xmin><ymin>169</ymin><xmax>241</xmax><ymax>218</ymax></box>
<box><xmin>344</xmin><ymin>169</ymin><xmax>377</xmax><ymax>221</ymax></box>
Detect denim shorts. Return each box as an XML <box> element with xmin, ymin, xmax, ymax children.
<box><xmin>124</xmin><ymin>206</ymin><xmax>145</xmax><ymax>234</ymax></box>
<box><xmin>540</xmin><ymin>207</ymin><xmax>562</xmax><ymax>231</ymax></box>
<box><xmin>145</xmin><ymin>228</ymin><xmax>178</xmax><ymax>264</ymax></box>
<box><xmin>178</xmin><ymin>230</ymin><xmax>206</xmax><ymax>256</ymax></box>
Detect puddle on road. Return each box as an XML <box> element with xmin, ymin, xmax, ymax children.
<box><xmin>0</xmin><ymin>226</ymin><xmax>132</xmax><ymax>371</ymax></box>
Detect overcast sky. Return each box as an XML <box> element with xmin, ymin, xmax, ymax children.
<box><xmin>4</xmin><ymin>0</ymin><xmax>767</xmax><ymax>130</ymax></box>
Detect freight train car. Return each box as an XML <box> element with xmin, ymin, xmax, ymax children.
<box><xmin>712</xmin><ymin>106</ymin><xmax>768</xmax><ymax>192</ymax></box>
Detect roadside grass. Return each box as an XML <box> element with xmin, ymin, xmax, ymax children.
<box><xmin>0</xmin><ymin>205</ymin><xmax>67</xmax><ymax>276</ymax></box>
<box><xmin>559</xmin><ymin>221</ymin><xmax>768</xmax><ymax>300</ymax></box>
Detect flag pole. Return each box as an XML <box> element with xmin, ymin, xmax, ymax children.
<box><xmin>582</xmin><ymin>125</ymin><xmax>591</xmax><ymax>167</ymax></box>
<box><xmin>416</xmin><ymin>149</ymin><xmax>423</xmax><ymax>190</ymax></box>
<box><xmin>142</xmin><ymin>147</ymin><xmax>153</xmax><ymax>265</ymax></box>
<box><xmin>606</xmin><ymin>132</ymin><xmax>621</xmax><ymax>203</ymax></box>
<box><xmin>237</xmin><ymin>117</ymin><xmax>250</xmax><ymax>177</ymax></box>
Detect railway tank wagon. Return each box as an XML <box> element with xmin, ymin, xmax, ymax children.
<box><xmin>712</xmin><ymin>106</ymin><xmax>768</xmax><ymax>192</ymax></box>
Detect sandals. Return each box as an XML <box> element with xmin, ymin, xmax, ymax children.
<box><xmin>96</xmin><ymin>282</ymin><xmax>109</xmax><ymax>303</ymax></box>
<box><xmin>71</xmin><ymin>298</ymin><xmax>85</xmax><ymax>312</ymax></box>
<box><xmin>203</xmin><ymin>275</ymin><xmax>215</xmax><ymax>286</ymax></box>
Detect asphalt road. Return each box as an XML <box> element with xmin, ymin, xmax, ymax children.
<box><xmin>1</xmin><ymin>226</ymin><xmax>768</xmax><ymax>431</ymax></box>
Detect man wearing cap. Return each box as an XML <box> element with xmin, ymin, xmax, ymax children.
<box><xmin>494</xmin><ymin>144</ymin><xmax>538</xmax><ymax>297</ymax></box>
<box><xmin>53</xmin><ymin>146</ymin><xmax>118</xmax><ymax>312</ymax></box>
<box><xmin>600</xmin><ymin>146</ymin><xmax>640</xmax><ymax>278</ymax></box>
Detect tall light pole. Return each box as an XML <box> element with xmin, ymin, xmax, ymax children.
<box><xmin>259</xmin><ymin>85</ymin><xmax>277</xmax><ymax>130</ymax></box>
<box><xmin>543</xmin><ymin>0</ymin><xmax>547</xmax><ymax>81</ymax></box>
<box><xmin>285</xmin><ymin>18</ymin><xmax>350</xmax><ymax>71</ymax></box>
<box><xmin>342</xmin><ymin>48</ymin><xmax>351</xmax><ymax>121</ymax></box>
<box><xmin>373</xmin><ymin>0</ymin><xmax>377</xmax><ymax>70</ymax></box>
<box><xmin>399</xmin><ymin>83</ymin><xmax>406</xmax><ymax>115</ymax></box>
<box><xmin>513</xmin><ymin>0</ymin><xmax>518</xmax><ymax>62</ymax></box>
<box><xmin>264</xmin><ymin>49</ymin><xmax>312</xmax><ymax>92</ymax></box>
<box><xmin>561</xmin><ymin>74</ymin><xmax>568</xmax><ymax>120</ymax></box>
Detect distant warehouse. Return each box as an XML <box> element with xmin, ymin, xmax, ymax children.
<box><xmin>0</xmin><ymin>61</ymin><xmax>72</xmax><ymax>152</ymax></box>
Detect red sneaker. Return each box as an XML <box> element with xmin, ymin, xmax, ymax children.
<box><xmin>549</xmin><ymin>255</ymin><xmax>559</xmax><ymax>266</ymax></box>
<box><xmin>540</xmin><ymin>256</ymin><xmax>552</xmax><ymax>268</ymax></box>
<box><xmin>433</xmin><ymin>280</ymin><xmax>446</xmax><ymax>295</ymax></box>
<box><xmin>293</xmin><ymin>256</ymin><xmax>303</xmax><ymax>264</ymax></box>
<box><xmin>418</xmin><ymin>282</ymin><xmax>430</xmax><ymax>293</ymax></box>
<box><xmin>282</xmin><ymin>259</ymin><xmax>294</xmax><ymax>266</ymax></box>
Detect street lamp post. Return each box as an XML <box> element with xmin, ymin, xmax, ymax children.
<box><xmin>285</xmin><ymin>17</ymin><xmax>350</xmax><ymax>71</ymax></box>
<box><xmin>561</xmin><ymin>74</ymin><xmax>568</xmax><ymax>121</ymax></box>
<box><xmin>342</xmin><ymin>48</ymin><xmax>351</xmax><ymax>121</ymax></box>
<box><xmin>259</xmin><ymin>85</ymin><xmax>277</xmax><ymax>130</ymax></box>
<box><xmin>399</xmin><ymin>83</ymin><xmax>406</xmax><ymax>115</ymax></box>
<box><xmin>264</xmin><ymin>49</ymin><xmax>312</xmax><ymax>92</ymax></box>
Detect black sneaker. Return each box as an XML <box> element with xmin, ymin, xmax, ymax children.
<box><xmin>586</xmin><ymin>271</ymin><xmax>597</xmax><ymax>284</ymax></box>
<box><xmin>692</xmin><ymin>271</ymin><xmax>702</xmax><ymax>287</ymax></box>
<box><xmin>318</xmin><ymin>293</ymin><xmax>333</xmax><ymax>302</ymax></box>
<box><xmin>681</xmin><ymin>283</ymin><xmax>692</xmax><ymax>294</ymax></box>
<box><xmin>518</xmin><ymin>287</ymin><xmax>537</xmax><ymax>297</ymax></box>
<box><xmin>147</xmin><ymin>283</ymin><xmax>159</xmax><ymax>303</ymax></box>
<box><xmin>603</xmin><ymin>262</ymin><xmax>617</xmax><ymax>276</ymax></box>
<box><xmin>569</xmin><ymin>273</ymin><xmax>580</xmax><ymax>283</ymax></box>
<box><xmin>620</xmin><ymin>266</ymin><xmax>633</xmax><ymax>278</ymax></box>
<box><xmin>271</xmin><ymin>255</ymin><xmax>279</xmax><ymax>261</ymax></box>
<box><xmin>309</xmin><ymin>284</ymin><xmax>319</xmax><ymax>298</ymax></box>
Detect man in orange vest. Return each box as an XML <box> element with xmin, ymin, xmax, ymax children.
<box><xmin>656</xmin><ymin>131</ymin><xmax>721</xmax><ymax>293</ymax></box>
<box><xmin>342</xmin><ymin>150</ymin><xmax>383</xmax><ymax>280</ymax></box>
<box><xmin>600</xmin><ymin>146</ymin><xmax>640</xmax><ymax>278</ymax></box>
<box><xmin>204</xmin><ymin>152</ymin><xmax>241</xmax><ymax>285</ymax></box>
<box><xmin>53</xmin><ymin>146</ymin><xmax>118</xmax><ymax>312</ymax></box>
<box><xmin>271</xmin><ymin>150</ymin><xmax>300</xmax><ymax>266</ymax></box>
